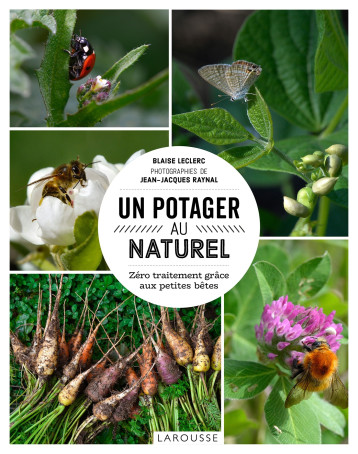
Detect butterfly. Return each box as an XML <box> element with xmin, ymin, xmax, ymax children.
<box><xmin>198</xmin><ymin>60</ymin><xmax>262</xmax><ymax>102</ymax></box>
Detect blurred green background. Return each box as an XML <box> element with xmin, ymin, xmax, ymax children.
<box><xmin>10</xmin><ymin>130</ymin><xmax>169</xmax><ymax>206</ymax></box>
<box><xmin>10</xmin><ymin>10</ymin><xmax>169</xmax><ymax>127</ymax></box>
<box><xmin>224</xmin><ymin>239</ymin><xmax>348</xmax><ymax>444</ymax></box>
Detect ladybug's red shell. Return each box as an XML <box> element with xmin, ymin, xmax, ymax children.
<box><xmin>68</xmin><ymin>34</ymin><xmax>96</xmax><ymax>81</ymax></box>
<box><xmin>74</xmin><ymin>52</ymin><xmax>96</xmax><ymax>81</ymax></box>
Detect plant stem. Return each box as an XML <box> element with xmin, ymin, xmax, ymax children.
<box><xmin>290</xmin><ymin>216</ymin><xmax>313</xmax><ymax>237</ymax></box>
<box><xmin>186</xmin><ymin>365</ymin><xmax>208</xmax><ymax>430</ymax></box>
<box><xmin>271</xmin><ymin>146</ymin><xmax>311</xmax><ymax>183</ymax></box>
<box><xmin>316</xmin><ymin>196</ymin><xmax>330</xmax><ymax>236</ymax></box>
<box><xmin>320</xmin><ymin>94</ymin><xmax>348</xmax><ymax>138</ymax></box>
<box><xmin>255</xmin><ymin>392</ymin><xmax>267</xmax><ymax>444</ymax></box>
<box><xmin>209</xmin><ymin>370</ymin><xmax>219</xmax><ymax>398</ymax></box>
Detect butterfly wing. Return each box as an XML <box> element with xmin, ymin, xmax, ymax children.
<box><xmin>226</xmin><ymin>61</ymin><xmax>262</xmax><ymax>100</ymax></box>
<box><xmin>198</xmin><ymin>64</ymin><xmax>234</xmax><ymax>97</ymax></box>
<box><xmin>324</xmin><ymin>372</ymin><xmax>348</xmax><ymax>408</ymax></box>
<box><xmin>285</xmin><ymin>370</ymin><xmax>313</xmax><ymax>408</ymax></box>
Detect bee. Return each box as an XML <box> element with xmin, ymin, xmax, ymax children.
<box><xmin>285</xmin><ymin>337</ymin><xmax>348</xmax><ymax>409</ymax></box>
<box><xmin>27</xmin><ymin>159</ymin><xmax>92</xmax><ymax>207</ymax></box>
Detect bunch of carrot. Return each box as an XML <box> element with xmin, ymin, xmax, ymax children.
<box><xmin>10</xmin><ymin>275</ymin><xmax>221</xmax><ymax>444</ymax></box>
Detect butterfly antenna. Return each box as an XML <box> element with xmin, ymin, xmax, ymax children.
<box><xmin>210</xmin><ymin>95</ymin><xmax>230</xmax><ymax>107</ymax></box>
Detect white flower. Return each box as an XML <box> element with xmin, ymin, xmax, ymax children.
<box><xmin>92</xmin><ymin>76</ymin><xmax>110</xmax><ymax>93</ymax></box>
<box><xmin>92</xmin><ymin>150</ymin><xmax>145</xmax><ymax>183</ymax></box>
<box><xmin>10</xmin><ymin>151</ymin><xmax>145</xmax><ymax>248</ymax></box>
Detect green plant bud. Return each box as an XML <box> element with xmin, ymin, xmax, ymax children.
<box><xmin>325</xmin><ymin>144</ymin><xmax>348</xmax><ymax>164</ymax></box>
<box><xmin>324</xmin><ymin>154</ymin><xmax>342</xmax><ymax>177</ymax></box>
<box><xmin>310</xmin><ymin>171</ymin><xmax>320</xmax><ymax>181</ymax></box>
<box><xmin>297</xmin><ymin>187</ymin><xmax>315</xmax><ymax>213</ymax></box>
<box><xmin>313</xmin><ymin>150</ymin><xmax>325</xmax><ymax>158</ymax></box>
<box><xmin>283</xmin><ymin>196</ymin><xmax>311</xmax><ymax>218</ymax></box>
<box><xmin>312</xmin><ymin>177</ymin><xmax>339</xmax><ymax>196</ymax></box>
<box><xmin>301</xmin><ymin>154</ymin><xmax>321</xmax><ymax>168</ymax></box>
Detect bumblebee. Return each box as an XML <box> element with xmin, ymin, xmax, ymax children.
<box><xmin>285</xmin><ymin>337</ymin><xmax>348</xmax><ymax>408</ymax></box>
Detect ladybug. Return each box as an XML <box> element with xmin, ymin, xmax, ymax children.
<box><xmin>65</xmin><ymin>33</ymin><xmax>96</xmax><ymax>81</ymax></box>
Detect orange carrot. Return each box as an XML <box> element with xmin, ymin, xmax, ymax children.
<box><xmin>126</xmin><ymin>366</ymin><xmax>140</xmax><ymax>386</ymax></box>
<box><xmin>77</xmin><ymin>323</ymin><xmax>100</xmax><ymax>371</ymax></box>
<box><xmin>62</xmin><ymin>301</ymin><xmax>123</xmax><ymax>383</ymax></box>
<box><xmin>58</xmin><ymin>301</ymin><xmax>69</xmax><ymax>370</ymax></box>
<box><xmin>134</xmin><ymin>299</ymin><xmax>157</xmax><ymax>396</ymax></box>
<box><xmin>138</xmin><ymin>342</ymin><xmax>158</xmax><ymax>396</ymax></box>
<box><xmin>68</xmin><ymin>294</ymin><xmax>88</xmax><ymax>357</ymax></box>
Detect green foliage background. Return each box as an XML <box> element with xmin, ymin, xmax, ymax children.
<box><xmin>224</xmin><ymin>239</ymin><xmax>348</xmax><ymax>444</ymax></box>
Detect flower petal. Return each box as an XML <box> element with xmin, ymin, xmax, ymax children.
<box><xmin>27</xmin><ymin>167</ymin><xmax>54</xmax><ymax>202</ymax></box>
<box><xmin>36</xmin><ymin>197</ymin><xmax>76</xmax><ymax>246</ymax></box>
<box><xmin>93</xmin><ymin>155</ymin><xmax>120</xmax><ymax>184</ymax></box>
<box><xmin>73</xmin><ymin>169</ymin><xmax>109</xmax><ymax>217</ymax></box>
<box><xmin>123</xmin><ymin>149</ymin><xmax>145</xmax><ymax>167</ymax></box>
<box><xmin>277</xmin><ymin>341</ymin><xmax>290</xmax><ymax>351</ymax></box>
<box><xmin>10</xmin><ymin>206</ymin><xmax>44</xmax><ymax>245</ymax></box>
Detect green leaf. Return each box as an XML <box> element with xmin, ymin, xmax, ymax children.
<box><xmin>172</xmin><ymin>108</ymin><xmax>251</xmax><ymax>145</ymax></box>
<box><xmin>265</xmin><ymin>377</ymin><xmax>321</xmax><ymax>444</ymax></box>
<box><xmin>219</xmin><ymin>145</ymin><xmax>266</xmax><ymax>169</ymax></box>
<box><xmin>224</xmin><ymin>409</ymin><xmax>258</xmax><ymax>437</ymax></box>
<box><xmin>9</xmin><ymin>10</ymin><xmax>54</xmax><ymax>97</ymax></box>
<box><xmin>103</xmin><ymin>44</ymin><xmax>149</xmax><ymax>83</ymax></box>
<box><xmin>255</xmin><ymin>243</ymin><xmax>290</xmax><ymax>276</ymax></box>
<box><xmin>10</xmin><ymin>34</ymin><xmax>34</xmax><ymax>96</ymax></box>
<box><xmin>286</xmin><ymin>252</ymin><xmax>331</xmax><ymax>302</ymax></box>
<box><xmin>247</xmin><ymin>86</ymin><xmax>273</xmax><ymax>143</ymax></box>
<box><xmin>315</xmin><ymin>11</ymin><xmax>348</xmax><ymax>93</ymax></box>
<box><xmin>58</xmin><ymin>69</ymin><xmax>168</xmax><ymax>127</ymax></box>
<box><xmin>224</xmin><ymin>360</ymin><xmax>276</xmax><ymax>399</ymax></box>
<box><xmin>233</xmin><ymin>10</ymin><xmax>346</xmax><ymax>132</ymax></box>
<box><xmin>36</xmin><ymin>10</ymin><xmax>76</xmax><ymax>126</ymax></box>
<box><xmin>253</xmin><ymin>261</ymin><xmax>287</xmax><ymax>304</ymax></box>
<box><xmin>247</xmin><ymin>125</ymin><xmax>348</xmax><ymax>180</ymax></box>
<box><xmin>10</xmin><ymin>10</ymin><xmax>57</xmax><ymax>34</ymax></box>
<box><xmin>309</xmin><ymin>394</ymin><xmax>346</xmax><ymax>436</ymax></box>
<box><xmin>60</xmin><ymin>211</ymin><xmax>102</xmax><ymax>271</ymax></box>
<box><xmin>224</xmin><ymin>267</ymin><xmax>262</xmax><ymax>361</ymax></box>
